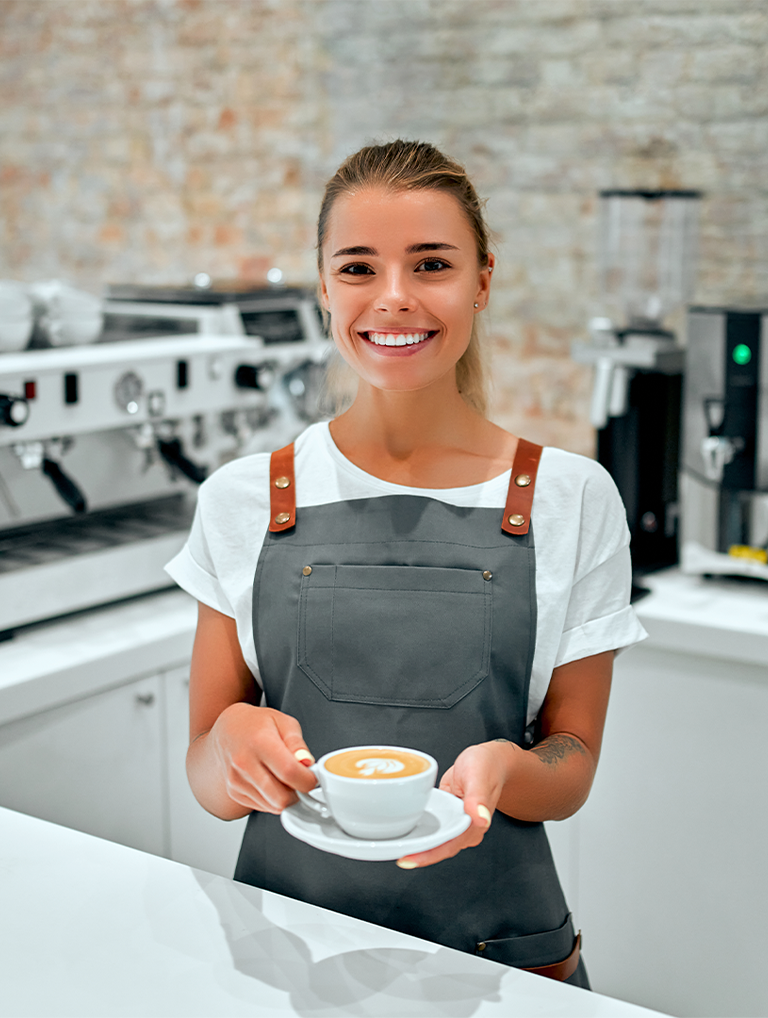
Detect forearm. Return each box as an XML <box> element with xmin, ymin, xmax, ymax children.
<box><xmin>186</xmin><ymin>703</ymin><xmax>257</xmax><ymax>821</ymax></box>
<box><xmin>493</xmin><ymin>734</ymin><xmax>597</xmax><ymax>822</ymax></box>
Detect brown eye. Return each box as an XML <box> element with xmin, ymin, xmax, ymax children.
<box><xmin>340</xmin><ymin>263</ymin><xmax>374</xmax><ymax>276</ymax></box>
<box><xmin>417</xmin><ymin>259</ymin><xmax>450</xmax><ymax>272</ymax></box>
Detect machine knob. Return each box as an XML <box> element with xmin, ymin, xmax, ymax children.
<box><xmin>234</xmin><ymin>363</ymin><xmax>275</xmax><ymax>391</ymax></box>
<box><xmin>0</xmin><ymin>394</ymin><xmax>30</xmax><ymax>427</ymax></box>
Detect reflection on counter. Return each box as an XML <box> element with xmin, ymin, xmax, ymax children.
<box><xmin>0</xmin><ymin>806</ymin><xmax>664</xmax><ymax>1017</ymax></box>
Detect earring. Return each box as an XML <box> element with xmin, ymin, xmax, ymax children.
<box><xmin>474</xmin><ymin>302</ymin><xmax>479</xmax><ymax>308</ymax></box>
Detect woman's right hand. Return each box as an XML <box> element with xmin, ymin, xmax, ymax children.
<box><xmin>186</xmin><ymin>602</ymin><xmax>318</xmax><ymax>820</ymax></box>
<box><xmin>205</xmin><ymin>703</ymin><xmax>318</xmax><ymax>815</ymax></box>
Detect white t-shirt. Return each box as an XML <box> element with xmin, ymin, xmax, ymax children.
<box><xmin>165</xmin><ymin>422</ymin><xmax>647</xmax><ymax>723</ymax></box>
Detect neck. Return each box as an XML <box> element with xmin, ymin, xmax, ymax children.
<box><xmin>335</xmin><ymin>375</ymin><xmax>484</xmax><ymax>457</ymax></box>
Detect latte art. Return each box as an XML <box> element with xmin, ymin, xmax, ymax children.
<box><xmin>325</xmin><ymin>747</ymin><xmax>430</xmax><ymax>780</ymax></box>
<box><xmin>356</xmin><ymin>758</ymin><xmax>405</xmax><ymax>777</ymax></box>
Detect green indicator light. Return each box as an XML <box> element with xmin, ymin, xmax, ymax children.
<box><xmin>733</xmin><ymin>344</ymin><xmax>752</xmax><ymax>366</ymax></box>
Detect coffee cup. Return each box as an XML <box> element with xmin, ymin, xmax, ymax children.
<box><xmin>295</xmin><ymin>745</ymin><xmax>438</xmax><ymax>840</ymax></box>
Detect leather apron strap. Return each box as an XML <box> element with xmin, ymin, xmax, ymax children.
<box><xmin>501</xmin><ymin>438</ymin><xmax>543</xmax><ymax>536</ymax></box>
<box><xmin>269</xmin><ymin>443</ymin><xmax>296</xmax><ymax>532</ymax></box>
<box><xmin>270</xmin><ymin>438</ymin><xmax>543</xmax><ymax>536</ymax></box>
<box><xmin>523</xmin><ymin>931</ymin><xmax>582</xmax><ymax>981</ymax></box>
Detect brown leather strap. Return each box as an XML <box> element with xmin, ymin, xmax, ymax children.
<box><xmin>522</xmin><ymin>932</ymin><xmax>581</xmax><ymax>981</ymax></box>
<box><xmin>501</xmin><ymin>438</ymin><xmax>543</xmax><ymax>536</ymax></box>
<box><xmin>268</xmin><ymin>443</ymin><xmax>296</xmax><ymax>532</ymax></box>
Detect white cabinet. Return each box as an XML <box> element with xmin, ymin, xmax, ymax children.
<box><xmin>0</xmin><ymin>665</ymin><xmax>247</xmax><ymax>878</ymax></box>
<box><xmin>0</xmin><ymin>674</ymin><xmax>167</xmax><ymax>856</ymax></box>
<box><xmin>164</xmin><ymin>664</ymin><xmax>248</xmax><ymax>878</ymax></box>
<box><xmin>547</xmin><ymin>642</ymin><xmax>768</xmax><ymax>1018</ymax></box>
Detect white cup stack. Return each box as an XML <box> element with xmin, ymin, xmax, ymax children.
<box><xmin>28</xmin><ymin>280</ymin><xmax>104</xmax><ymax>347</ymax></box>
<box><xmin>0</xmin><ymin>281</ymin><xmax>35</xmax><ymax>352</ymax></box>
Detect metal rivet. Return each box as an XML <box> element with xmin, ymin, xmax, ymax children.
<box><xmin>508</xmin><ymin>513</ymin><xmax>525</xmax><ymax>527</ymax></box>
<box><xmin>302</xmin><ymin>566</ymin><xmax>312</xmax><ymax>576</ymax></box>
<box><xmin>514</xmin><ymin>473</ymin><xmax>531</xmax><ymax>487</ymax></box>
<box><xmin>274</xmin><ymin>476</ymin><xmax>291</xmax><ymax>489</ymax></box>
<box><xmin>477</xmin><ymin>942</ymin><xmax>486</xmax><ymax>952</ymax></box>
<box><xmin>482</xmin><ymin>570</ymin><xmax>492</xmax><ymax>581</ymax></box>
<box><xmin>275</xmin><ymin>512</ymin><xmax>291</xmax><ymax>525</ymax></box>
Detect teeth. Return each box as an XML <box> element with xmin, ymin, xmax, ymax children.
<box><xmin>368</xmin><ymin>332</ymin><xmax>430</xmax><ymax>346</ymax></box>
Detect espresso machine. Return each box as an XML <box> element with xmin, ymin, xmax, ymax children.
<box><xmin>0</xmin><ymin>287</ymin><xmax>329</xmax><ymax>636</ymax></box>
<box><xmin>572</xmin><ymin>189</ymin><xmax>702</xmax><ymax>583</ymax></box>
<box><xmin>680</xmin><ymin>306</ymin><xmax>768</xmax><ymax>580</ymax></box>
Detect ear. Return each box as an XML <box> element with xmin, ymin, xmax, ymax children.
<box><xmin>475</xmin><ymin>252</ymin><xmax>494</xmax><ymax>309</ymax></box>
<box><xmin>319</xmin><ymin>273</ymin><xmax>330</xmax><ymax>311</ymax></box>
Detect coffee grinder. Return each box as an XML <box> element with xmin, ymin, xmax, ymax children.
<box><xmin>572</xmin><ymin>189</ymin><xmax>702</xmax><ymax>587</ymax></box>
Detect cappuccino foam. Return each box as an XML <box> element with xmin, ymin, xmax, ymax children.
<box><xmin>324</xmin><ymin>747</ymin><xmax>430</xmax><ymax>780</ymax></box>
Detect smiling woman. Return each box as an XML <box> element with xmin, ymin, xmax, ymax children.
<box><xmin>317</xmin><ymin>140</ymin><xmax>491</xmax><ymax>418</ymax></box>
<box><xmin>165</xmin><ymin>139</ymin><xmax>647</xmax><ymax>990</ymax></box>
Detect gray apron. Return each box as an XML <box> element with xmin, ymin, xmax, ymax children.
<box><xmin>234</xmin><ymin>441</ymin><xmax>588</xmax><ymax>987</ymax></box>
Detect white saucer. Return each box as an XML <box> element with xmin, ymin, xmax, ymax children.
<box><xmin>280</xmin><ymin>787</ymin><xmax>471</xmax><ymax>861</ymax></box>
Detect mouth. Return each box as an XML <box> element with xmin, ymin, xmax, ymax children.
<box><xmin>361</xmin><ymin>331</ymin><xmax>437</xmax><ymax>348</ymax></box>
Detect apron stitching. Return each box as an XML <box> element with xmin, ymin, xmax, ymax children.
<box><xmin>297</xmin><ymin>572</ymin><xmax>332</xmax><ymax>698</ymax></box>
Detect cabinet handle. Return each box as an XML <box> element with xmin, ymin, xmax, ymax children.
<box><xmin>135</xmin><ymin>692</ymin><xmax>155</xmax><ymax>707</ymax></box>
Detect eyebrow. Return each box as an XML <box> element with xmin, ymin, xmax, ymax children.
<box><xmin>331</xmin><ymin>242</ymin><xmax>460</xmax><ymax>258</ymax></box>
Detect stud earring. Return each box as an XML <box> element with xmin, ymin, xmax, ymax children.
<box><xmin>474</xmin><ymin>302</ymin><xmax>479</xmax><ymax>308</ymax></box>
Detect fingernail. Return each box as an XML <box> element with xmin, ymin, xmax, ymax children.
<box><xmin>294</xmin><ymin>749</ymin><xmax>315</xmax><ymax>765</ymax></box>
<box><xmin>477</xmin><ymin>804</ymin><xmax>492</xmax><ymax>827</ymax></box>
<box><xmin>396</xmin><ymin>859</ymin><xmax>419</xmax><ymax>870</ymax></box>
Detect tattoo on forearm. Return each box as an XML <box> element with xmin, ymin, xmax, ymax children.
<box><xmin>532</xmin><ymin>734</ymin><xmax>586</xmax><ymax>766</ymax></box>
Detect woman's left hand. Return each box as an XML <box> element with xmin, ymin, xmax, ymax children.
<box><xmin>396</xmin><ymin>739</ymin><xmax>520</xmax><ymax>869</ymax></box>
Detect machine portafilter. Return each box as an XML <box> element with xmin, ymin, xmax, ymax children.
<box><xmin>11</xmin><ymin>438</ymin><xmax>87</xmax><ymax>514</ymax></box>
<box><xmin>130</xmin><ymin>421</ymin><xmax>208</xmax><ymax>485</ymax></box>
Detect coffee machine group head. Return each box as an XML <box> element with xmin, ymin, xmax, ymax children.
<box><xmin>573</xmin><ymin>189</ymin><xmax>702</xmax><ymax>581</ymax></box>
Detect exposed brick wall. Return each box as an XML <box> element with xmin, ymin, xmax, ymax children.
<box><xmin>1</xmin><ymin>0</ymin><xmax>766</xmax><ymax>453</ymax></box>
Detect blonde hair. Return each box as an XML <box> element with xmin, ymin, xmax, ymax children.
<box><xmin>317</xmin><ymin>139</ymin><xmax>491</xmax><ymax>416</ymax></box>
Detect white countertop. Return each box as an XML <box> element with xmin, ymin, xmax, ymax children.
<box><xmin>0</xmin><ymin>806</ymin><xmax>664</xmax><ymax>1018</ymax></box>
<box><xmin>0</xmin><ymin>588</ymin><xmax>197</xmax><ymax>725</ymax></box>
<box><xmin>634</xmin><ymin>568</ymin><xmax>768</xmax><ymax>668</ymax></box>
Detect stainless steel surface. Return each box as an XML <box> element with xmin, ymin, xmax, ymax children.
<box><xmin>0</xmin><ymin>293</ymin><xmax>329</xmax><ymax>632</ymax></box>
<box><xmin>760</xmin><ymin>313</ymin><xmax>768</xmax><ymax>490</ymax></box>
<box><xmin>681</xmin><ymin>310</ymin><xmax>725</xmax><ymax>484</ymax></box>
<box><xmin>680</xmin><ymin>306</ymin><xmax>768</xmax><ymax>580</ymax></box>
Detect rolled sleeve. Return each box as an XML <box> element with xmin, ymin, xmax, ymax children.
<box><xmin>165</xmin><ymin>544</ymin><xmax>235</xmax><ymax>618</ymax></box>
<box><xmin>554</xmin><ymin>544</ymin><xmax>648</xmax><ymax>668</ymax></box>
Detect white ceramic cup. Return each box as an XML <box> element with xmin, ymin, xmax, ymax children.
<box><xmin>296</xmin><ymin>745</ymin><xmax>438</xmax><ymax>840</ymax></box>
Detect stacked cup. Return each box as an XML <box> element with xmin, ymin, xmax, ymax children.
<box><xmin>28</xmin><ymin>281</ymin><xmax>103</xmax><ymax>347</ymax></box>
<box><xmin>0</xmin><ymin>281</ymin><xmax>35</xmax><ymax>352</ymax></box>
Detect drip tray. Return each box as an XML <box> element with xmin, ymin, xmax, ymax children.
<box><xmin>0</xmin><ymin>496</ymin><xmax>195</xmax><ymax>634</ymax></box>
<box><xmin>0</xmin><ymin>497</ymin><xmax>194</xmax><ymax>574</ymax></box>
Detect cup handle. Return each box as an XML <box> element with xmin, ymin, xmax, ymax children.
<box><xmin>295</xmin><ymin>765</ymin><xmax>332</xmax><ymax>820</ymax></box>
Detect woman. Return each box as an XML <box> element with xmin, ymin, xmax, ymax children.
<box><xmin>166</xmin><ymin>140</ymin><xmax>646</xmax><ymax>987</ymax></box>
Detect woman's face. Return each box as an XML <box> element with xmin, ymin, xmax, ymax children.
<box><xmin>319</xmin><ymin>186</ymin><xmax>493</xmax><ymax>396</ymax></box>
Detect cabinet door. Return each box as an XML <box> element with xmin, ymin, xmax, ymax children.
<box><xmin>0</xmin><ymin>675</ymin><xmax>166</xmax><ymax>856</ymax></box>
<box><xmin>164</xmin><ymin>665</ymin><xmax>247</xmax><ymax>878</ymax></box>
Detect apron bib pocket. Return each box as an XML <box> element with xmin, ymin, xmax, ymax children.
<box><xmin>297</xmin><ymin>564</ymin><xmax>492</xmax><ymax>707</ymax></box>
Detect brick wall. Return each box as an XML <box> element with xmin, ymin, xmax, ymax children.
<box><xmin>1</xmin><ymin>0</ymin><xmax>766</xmax><ymax>453</ymax></box>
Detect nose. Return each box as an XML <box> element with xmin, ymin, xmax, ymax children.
<box><xmin>374</xmin><ymin>268</ymin><xmax>416</xmax><ymax>314</ymax></box>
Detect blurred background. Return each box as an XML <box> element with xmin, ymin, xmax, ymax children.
<box><xmin>2</xmin><ymin>0</ymin><xmax>766</xmax><ymax>454</ymax></box>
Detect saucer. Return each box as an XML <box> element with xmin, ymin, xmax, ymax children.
<box><xmin>280</xmin><ymin>787</ymin><xmax>471</xmax><ymax>861</ymax></box>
